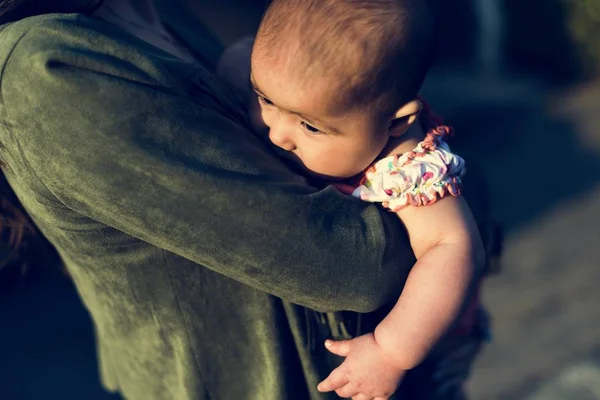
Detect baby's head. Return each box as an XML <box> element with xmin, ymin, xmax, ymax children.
<box><xmin>251</xmin><ymin>0</ymin><xmax>437</xmax><ymax>179</ymax></box>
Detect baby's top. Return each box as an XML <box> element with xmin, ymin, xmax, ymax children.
<box><xmin>330</xmin><ymin>104</ymin><xmax>465</xmax><ymax>212</ymax></box>
<box><xmin>353</xmin><ymin>124</ymin><xmax>464</xmax><ymax>212</ymax></box>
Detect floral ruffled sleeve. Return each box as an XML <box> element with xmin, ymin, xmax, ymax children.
<box><xmin>352</xmin><ymin>126</ymin><xmax>465</xmax><ymax>212</ymax></box>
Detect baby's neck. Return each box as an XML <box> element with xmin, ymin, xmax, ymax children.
<box><xmin>381</xmin><ymin>122</ymin><xmax>425</xmax><ymax>158</ymax></box>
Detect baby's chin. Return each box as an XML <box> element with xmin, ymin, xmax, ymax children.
<box><xmin>301</xmin><ymin>163</ymin><xmax>363</xmax><ymax>183</ymax></box>
<box><xmin>274</xmin><ymin>148</ymin><xmax>361</xmax><ymax>182</ymax></box>
<box><xmin>306</xmin><ymin>170</ymin><xmax>354</xmax><ymax>182</ymax></box>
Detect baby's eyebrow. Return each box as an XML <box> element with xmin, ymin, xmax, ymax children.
<box><xmin>250</xmin><ymin>74</ymin><xmax>342</xmax><ymax>135</ymax></box>
<box><xmin>249</xmin><ymin>75</ymin><xmax>267</xmax><ymax>97</ymax></box>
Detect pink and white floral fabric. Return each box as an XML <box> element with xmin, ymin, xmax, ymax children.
<box><xmin>352</xmin><ymin>136</ymin><xmax>465</xmax><ymax>212</ymax></box>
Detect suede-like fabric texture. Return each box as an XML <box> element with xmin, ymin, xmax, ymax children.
<box><xmin>0</xmin><ymin>13</ymin><xmax>420</xmax><ymax>400</ymax></box>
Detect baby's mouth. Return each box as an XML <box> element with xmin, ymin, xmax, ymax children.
<box><xmin>269</xmin><ymin>146</ymin><xmax>352</xmax><ymax>183</ymax></box>
<box><xmin>269</xmin><ymin>146</ymin><xmax>305</xmax><ymax>171</ymax></box>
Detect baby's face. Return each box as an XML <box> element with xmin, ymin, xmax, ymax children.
<box><xmin>250</xmin><ymin>54</ymin><xmax>390</xmax><ymax>179</ymax></box>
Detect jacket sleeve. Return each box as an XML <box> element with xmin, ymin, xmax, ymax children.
<box><xmin>0</xmin><ymin>15</ymin><xmax>414</xmax><ymax>312</ymax></box>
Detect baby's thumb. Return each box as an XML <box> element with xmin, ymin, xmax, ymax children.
<box><xmin>324</xmin><ymin>339</ymin><xmax>351</xmax><ymax>357</ymax></box>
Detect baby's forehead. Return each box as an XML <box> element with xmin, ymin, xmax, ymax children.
<box><xmin>253</xmin><ymin>61</ymin><xmax>365</xmax><ymax>118</ymax></box>
<box><xmin>253</xmin><ymin>39</ymin><xmax>368</xmax><ymax>101</ymax></box>
<box><xmin>255</xmin><ymin>0</ymin><xmax>437</xmax><ymax>116</ymax></box>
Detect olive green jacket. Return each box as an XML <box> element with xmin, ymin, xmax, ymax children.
<box><xmin>0</xmin><ymin>13</ymin><xmax>422</xmax><ymax>400</ymax></box>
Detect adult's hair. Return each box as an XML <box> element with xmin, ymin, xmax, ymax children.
<box><xmin>0</xmin><ymin>170</ymin><xmax>37</xmax><ymax>273</ymax></box>
<box><xmin>0</xmin><ymin>0</ymin><xmax>32</xmax><ymax>16</ymax></box>
<box><xmin>0</xmin><ymin>0</ymin><xmax>104</xmax><ymax>23</ymax></box>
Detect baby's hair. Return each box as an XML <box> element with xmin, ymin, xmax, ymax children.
<box><xmin>256</xmin><ymin>0</ymin><xmax>438</xmax><ymax>116</ymax></box>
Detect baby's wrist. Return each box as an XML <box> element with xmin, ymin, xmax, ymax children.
<box><xmin>373</xmin><ymin>325</ymin><xmax>423</xmax><ymax>371</ymax></box>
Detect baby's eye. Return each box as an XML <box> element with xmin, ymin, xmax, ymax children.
<box><xmin>300</xmin><ymin>121</ymin><xmax>324</xmax><ymax>135</ymax></box>
<box><xmin>257</xmin><ymin>95</ymin><xmax>274</xmax><ymax>107</ymax></box>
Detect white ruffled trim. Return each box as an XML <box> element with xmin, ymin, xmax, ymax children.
<box><xmin>352</xmin><ymin>141</ymin><xmax>465</xmax><ymax>211</ymax></box>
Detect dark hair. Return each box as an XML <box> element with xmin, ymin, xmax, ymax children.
<box><xmin>256</xmin><ymin>0</ymin><xmax>438</xmax><ymax>116</ymax></box>
<box><xmin>0</xmin><ymin>0</ymin><xmax>36</xmax><ymax>16</ymax></box>
<box><xmin>0</xmin><ymin>0</ymin><xmax>105</xmax><ymax>23</ymax></box>
<box><xmin>0</xmin><ymin>169</ymin><xmax>37</xmax><ymax>272</ymax></box>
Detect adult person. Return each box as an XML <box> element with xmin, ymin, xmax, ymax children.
<box><xmin>0</xmin><ymin>1</ymin><xmax>490</xmax><ymax>399</ymax></box>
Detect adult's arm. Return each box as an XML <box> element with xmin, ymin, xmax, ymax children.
<box><xmin>0</xmin><ymin>15</ymin><xmax>414</xmax><ymax>312</ymax></box>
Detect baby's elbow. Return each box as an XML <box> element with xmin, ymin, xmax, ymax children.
<box><xmin>471</xmin><ymin>235</ymin><xmax>487</xmax><ymax>281</ymax></box>
<box><xmin>455</xmin><ymin>228</ymin><xmax>487</xmax><ymax>282</ymax></box>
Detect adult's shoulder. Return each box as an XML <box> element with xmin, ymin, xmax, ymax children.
<box><xmin>0</xmin><ymin>12</ymin><xmax>286</xmax><ymax>196</ymax></box>
<box><xmin>0</xmin><ymin>13</ymin><xmax>225</xmax><ymax>191</ymax></box>
<box><xmin>0</xmin><ymin>13</ymin><xmax>178</xmax><ymax>94</ymax></box>
<box><xmin>0</xmin><ymin>13</ymin><xmax>123</xmax><ymax>54</ymax></box>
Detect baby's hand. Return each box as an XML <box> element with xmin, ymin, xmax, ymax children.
<box><xmin>317</xmin><ymin>333</ymin><xmax>406</xmax><ymax>399</ymax></box>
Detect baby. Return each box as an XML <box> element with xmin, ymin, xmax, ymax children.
<box><xmin>219</xmin><ymin>0</ymin><xmax>485</xmax><ymax>398</ymax></box>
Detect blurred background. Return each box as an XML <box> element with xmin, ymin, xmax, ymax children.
<box><xmin>1</xmin><ymin>0</ymin><xmax>599</xmax><ymax>399</ymax></box>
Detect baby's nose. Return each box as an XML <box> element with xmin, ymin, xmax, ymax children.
<box><xmin>268</xmin><ymin>127</ymin><xmax>296</xmax><ymax>152</ymax></box>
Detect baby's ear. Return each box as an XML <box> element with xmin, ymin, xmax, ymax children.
<box><xmin>388</xmin><ymin>99</ymin><xmax>423</xmax><ymax>137</ymax></box>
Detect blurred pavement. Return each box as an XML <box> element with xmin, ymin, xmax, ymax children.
<box><xmin>422</xmin><ymin>72</ymin><xmax>600</xmax><ymax>400</ymax></box>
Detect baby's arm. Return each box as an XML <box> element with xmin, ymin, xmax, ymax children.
<box><xmin>367</xmin><ymin>133</ymin><xmax>484</xmax><ymax>370</ymax></box>
<box><xmin>318</xmin><ymin>197</ymin><xmax>484</xmax><ymax>398</ymax></box>
<box><xmin>318</xmin><ymin>133</ymin><xmax>485</xmax><ymax>398</ymax></box>
<box><xmin>375</xmin><ymin>195</ymin><xmax>485</xmax><ymax>370</ymax></box>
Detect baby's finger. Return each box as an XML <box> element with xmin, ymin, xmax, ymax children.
<box><xmin>335</xmin><ymin>384</ymin><xmax>360</xmax><ymax>399</ymax></box>
<box><xmin>324</xmin><ymin>338</ymin><xmax>352</xmax><ymax>357</ymax></box>
<box><xmin>317</xmin><ymin>367</ymin><xmax>349</xmax><ymax>392</ymax></box>
<box><xmin>351</xmin><ymin>393</ymin><xmax>373</xmax><ymax>400</ymax></box>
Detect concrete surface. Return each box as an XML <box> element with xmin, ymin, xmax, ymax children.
<box><xmin>526</xmin><ymin>360</ymin><xmax>600</xmax><ymax>400</ymax></box>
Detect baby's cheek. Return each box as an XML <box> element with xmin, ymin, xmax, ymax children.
<box><xmin>316</xmin><ymin>153</ymin><xmax>364</xmax><ymax>179</ymax></box>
